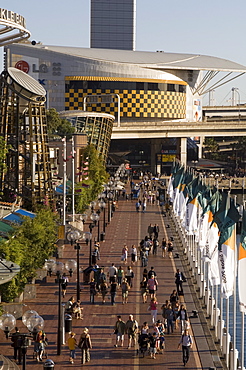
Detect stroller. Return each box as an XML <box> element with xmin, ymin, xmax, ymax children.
<box><xmin>136</xmin><ymin>333</ymin><xmax>149</xmax><ymax>357</ymax></box>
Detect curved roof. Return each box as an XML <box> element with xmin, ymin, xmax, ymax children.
<box><xmin>36</xmin><ymin>45</ymin><xmax>246</xmax><ymax>73</ymax></box>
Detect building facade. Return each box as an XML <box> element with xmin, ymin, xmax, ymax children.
<box><xmin>4</xmin><ymin>43</ymin><xmax>246</xmax><ymax>173</ymax></box>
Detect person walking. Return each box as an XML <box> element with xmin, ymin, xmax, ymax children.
<box><xmin>147</xmin><ymin>223</ymin><xmax>154</xmax><ymax>239</ymax></box>
<box><xmin>126</xmin><ymin>266</ymin><xmax>134</xmax><ymax>287</ymax></box>
<box><xmin>175</xmin><ymin>269</ymin><xmax>186</xmax><ymax>296</ymax></box>
<box><xmin>167</xmin><ymin>239</ymin><xmax>173</xmax><ymax>258</ymax></box>
<box><xmin>177</xmin><ymin>304</ymin><xmax>188</xmax><ymax>334</ymax></box>
<box><xmin>165</xmin><ymin>304</ymin><xmax>175</xmax><ymax>334</ymax></box>
<box><xmin>161</xmin><ymin>238</ymin><xmax>167</xmax><ymax>258</ymax></box>
<box><xmin>78</xmin><ymin>328</ymin><xmax>92</xmax><ymax>365</ymax></box>
<box><xmin>100</xmin><ymin>280</ymin><xmax>108</xmax><ymax>304</ymax></box>
<box><xmin>11</xmin><ymin>327</ymin><xmax>22</xmax><ymax>365</ymax></box>
<box><xmin>121</xmin><ymin>244</ymin><xmax>128</xmax><ymax>264</ymax></box>
<box><xmin>91</xmin><ymin>245</ymin><xmax>100</xmax><ymax>265</ymax></box>
<box><xmin>117</xmin><ymin>266</ymin><xmax>124</xmax><ymax>286</ymax></box>
<box><xmin>121</xmin><ymin>277</ymin><xmax>130</xmax><ymax>304</ymax></box>
<box><xmin>125</xmin><ymin>315</ymin><xmax>138</xmax><ymax>349</ymax></box>
<box><xmin>135</xmin><ymin>200</ymin><xmax>140</xmax><ymax>212</ymax></box>
<box><xmin>142</xmin><ymin>199</ymin><xmax>147</xmax><ymax>213</ymax></box>
<box><xmin>110</xmin><ymin>277</ymin><xmax>118</xmax><ymax>305</ymax></box>
<box><xmin>108</xmin><ymin>263</ymin><xmax>118</xmax><ymax>283</ymax></box>
<box><xmin>170</xmin><ymin>289</ymin><xmax>179</xmax><ymax>308</ymax></box>
<box><xmin>178</xmin><ymin>329</ymin><xmax>193</xmax><ymax>366</ymax></box>
<box><xmin>153</xmin><ymin>224</ymin><xmax>159</xmax><ymax>239</ymax></box>
<box><xmin>61</xmin><ymin>273</ymin><xmax>69</xmax><ymax>298</ymax></box>
<box><xmin>147</xmin><ymin>274</ymin><xmax>158</xmax><ymax>299</ymax></box>
<box><xmin>152</xmin><ymin>238</ymin><xmax>159</xmax><ymax>255</ymax></box>
<box><xmin>67</xmin><ymin>331</ymin><xmax>77</xmax><ymax>364</ymax></box>
<box><xmin>149</xmin><ymin>332</ymin><xmax>158</xmax><ymax>359</ymax></box>
<box><xmin>149</xmin><ymin>297</ymin><xmax>158</xmax><ymax>323</ymax></box>
<box><xmin>131</xmin><ymin>245</ymin><xmax>138</xmax><ymax>265</ymax></box>
<box><xmin>140</xmin><ymin>277</ymin><xmax>148</xmax><ymax>303</ymax></box>
<box><xmin>89</xmin><ymin>277</ymin><xmax>97</xmax><ymax>304</ymax></box>
<box><xmin>114</xmin><ymin>315</ymin><xmax>126</xmax><ymax>347</ymax></box>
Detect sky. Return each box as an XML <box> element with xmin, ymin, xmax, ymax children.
<box><xmin>1</xmin><ymin>0</ymin><xmax>246</xmax><ymax>105</ymax></box>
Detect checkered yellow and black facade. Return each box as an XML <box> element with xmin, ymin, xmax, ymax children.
<box><xmin>65</xmin><ymin>77</ymin><xmax>187</xmax><ymax>119</ymax></box>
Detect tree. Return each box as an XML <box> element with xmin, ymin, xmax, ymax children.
<box><xmin>46</xmin><ymin>108</ymin><xmax>75</xmax><ymax>138</ymax></box>
<box><xmin>203</xmin><ymin>138</ymin><xmax>219</xmax><ymax>159</ymax></box>
<box><xmin>75</xmin><ymin>144</ymin><xmax>109</xmax><ymax>213</ymax></box>
<box><xmin>0</xmin><ymin>207</ymin><xmax>58</xmax><ymax>302</ymax></box>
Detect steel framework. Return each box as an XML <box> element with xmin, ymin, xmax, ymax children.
<box><xmin>0</xmin><ymin>68</ymin><xmax>52</xmax><ymax>208</ymax></box>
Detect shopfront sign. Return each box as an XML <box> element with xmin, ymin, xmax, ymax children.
<box><xmin>0</xmin><ymin>8</ymin><xmax>26</xmax><ymax>28</ymax></box>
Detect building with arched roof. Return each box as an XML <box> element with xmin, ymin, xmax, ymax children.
<box><xmin>4</xmin><ymin>42</ymin><xmax>246</xmax><ymax>173</ymax></box>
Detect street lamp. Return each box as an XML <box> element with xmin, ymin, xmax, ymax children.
<box><xmin>107</xmin><ymin>192</ymin><xmax>113</xmax><ymax>223</ymax></box>
<box><xmin>98</xmin><ymin>199</ymin><xmax>106</xmax><ymax>234</ymax></box>
<box><xmin>44</xmin><ymin>260</ymin><xmax>68</xmax><ymax>355</ymax></box>
<box><xmin>90</xmin><ymin>212</ymin><xmax>99</xmax><ymax>264</ymax></box>
<box><xmin>0</xmin><ymin>312</ymin><xmax>44</xmax><ymax>370</ymax></box>
<box><xmin>67</xmin><ymin>230</ymin><xmax>81</xmax><ymax>301</ymax></box>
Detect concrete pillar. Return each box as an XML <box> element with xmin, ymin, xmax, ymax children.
<box><xmin>150</xmin><ymin>139</ymin><xmax>160</xmax><ymax>174</ymax></box>
<box><xmin>198</xmin><ymin>136</ymin><xmax>204</xmax><ymax>159</ymax></box>
<box><xmin>180</xmin><ymin>137</ymin><xmax>187</xmax><ymax>167</ymax></box>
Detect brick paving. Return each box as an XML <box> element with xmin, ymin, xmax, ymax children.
<box><xmin>0</xmin><ymin>189</ymin><xmax>222</xmax><ymax>369</ymax></box>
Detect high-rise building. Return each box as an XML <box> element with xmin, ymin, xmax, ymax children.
<box><xmin>90</xmin><ymin>0</ymin><xmax>136</xmax><ymax>50</ymax></box>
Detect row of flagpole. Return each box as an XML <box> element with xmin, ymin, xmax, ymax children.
<box><xmin>167</xmin><ymin>162</ymin><xmax>246</xmax><ymax>370</ymax></box>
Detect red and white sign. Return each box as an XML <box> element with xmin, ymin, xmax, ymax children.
<box><xmin>15</xmin><ymin>60</ymin><xmax>29</xmax><ymax>73</ymax></box>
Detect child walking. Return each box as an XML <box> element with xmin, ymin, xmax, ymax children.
<box><xmin>67</xmin><ymin>331</ymin><xmax>77</xmax><ymax>364</ymax></box>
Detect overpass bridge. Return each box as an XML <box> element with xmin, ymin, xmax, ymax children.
<box><xmin>111</xmin><ymin>119</ymin><xmax>246</xmax><ymax>166</ymax></box>
<box><xmin>111</xmin><ymin>119</ymin><xmax>246</xmax><ymax>139</ymax></box>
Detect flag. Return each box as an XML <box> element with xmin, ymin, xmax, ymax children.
<box><xmin>213</xmin><ymin>192</ymin><xmax>240</xmax><ymax>298</ymax></box>
<box><xmin>238</xmin><ymin>209</ymin><xmax>246</xmax><ymax>312</ymax></box>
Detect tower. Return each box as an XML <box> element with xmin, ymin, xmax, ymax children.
<box><xmin>90</xmin><ymin>0</ymin><xmax>136</xmax><ymax>50</ymax></box>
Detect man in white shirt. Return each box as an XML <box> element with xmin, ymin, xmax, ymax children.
<box><xmin>178</xmin><ymin>329</ymin><xmax>193</xmax><ymax>366</ymax></box>
<box><xmin>108</xmin><ymin>263</ymin><xmax>118</xmax><ymax>283</ymax></box>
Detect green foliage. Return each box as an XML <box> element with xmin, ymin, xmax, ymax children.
<box><xmin>0</xmin><ymin>208</ymin><xmax>58</xmax><ymax>302</ymax></box>
<box><xmin>46</xmin><ymin>108</ymin><xmax>75</xmax><ymax>138</ymax></box>
<box><xmin>75</xmin><ymin>144</ymin><xmax>109</xmax><ymax>213</ymax></box>
<box><xmin>204</xmin><ymin>137</ymin><xmax>219</xmax><ymax>159</ymax></box>
<box><xmin>0</xmin><ymin>136</ymin><xmax>10</xmax><ymax>174</ymax></box>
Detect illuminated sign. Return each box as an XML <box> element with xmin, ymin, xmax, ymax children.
<box><xmin>0</xmin><ymin>8</ymin><xmax>26</xmax><ymax>28</ymax></box>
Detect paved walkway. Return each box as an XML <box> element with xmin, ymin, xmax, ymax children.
<box><xmin>0</xmin><ymin>189</ymin><xmax>224</xmax><ymax>369</ymax></box>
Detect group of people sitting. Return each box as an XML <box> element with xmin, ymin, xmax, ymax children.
<box><xmin>65</xmin><ymin>296</ymin><xmax>83</xmax><ymax>319</ymax></box>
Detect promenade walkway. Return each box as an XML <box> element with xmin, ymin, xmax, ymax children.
<box><xmin>0</xmin><ymin>190</ymin><xmax>224</xmax><ymax>369</ymax></box>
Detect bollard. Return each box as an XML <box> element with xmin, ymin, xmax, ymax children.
<box><xmin>214</xmin><ymin>308</ymin><xmax>220</xmax><ymax>341</ymax></box>
<box><xmin>219</xmin><ymin>319</ymin><xmax>225</xmax><ymax>349</ymax></box>
<box><xmin>229</xmin><ymin>348</ymin><xmax>238</xmax><ymax>370</ymax></box>
<box><xmin>43</xmin><ymin>359</ymin><xmax>55</xmax><ymax>369</ymax></box>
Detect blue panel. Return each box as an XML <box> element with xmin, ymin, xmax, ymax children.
<box><xmin>15</xmin><ymin>209</ymin><xmax>36</xmax><ymax>218</ymax></box>
<box><xmin>4</xmin><ymin>213</ymin><xmax>23</xmax><ymax>224</ymax></box>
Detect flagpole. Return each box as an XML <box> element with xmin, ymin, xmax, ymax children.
<box><xmin>241</xmin><ymin>312</ymin><xmax>245</xmax><ymax>369</ymax></box>
<box><xmin>226</xmin><ymin>297</ymin><xmax>230</xmax><ymax>367</ymax></box>
<box><xmin>72</xmin><ymin>135</ymin><xmax>75</xmax><ymax>223</ymax></box>
<box><xmin>233</xmin><ymin>195</ymin><xmax>237</xmax><ymax>369</ymax></box>
<box><xmin>62</xmin><ymin>137</ymin><xmax>67</xmax><ymax>227</ymax></box>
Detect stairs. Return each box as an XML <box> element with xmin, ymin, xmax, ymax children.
<box><xmin>0</xmin><ymin>355</ymin><xmax>20</xmax><ymax>370</ymax></box>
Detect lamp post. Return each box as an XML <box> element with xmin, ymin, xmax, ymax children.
<box><xmin>0</xmin><ymin>312</ymin><xmax>44</xmax><ymax>370</ymax></box>
<box><xmin>44</xmin><ymin>259</ymin><xmax>73</xmax><ymax>355</ymax></box>
<box><xmin>107</xmin><ymin>192</ymin><xmax>113</xmax><ymax>223</ymax></box>
<box><xmin>90</xmin><ymin>212</ymin><xmax>99</xmax><ymax>264</ymax></box>
<box><xmin>98</xmin><ymin>199</ymin><xmax>106</xmax><ymax>233</ymax></box>
<box><xmin>67</xmin><ymin>230</ymin><xmax>81</xmax><ymax>301</ymax></box>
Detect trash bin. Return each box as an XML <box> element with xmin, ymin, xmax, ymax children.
<box><xmin>43</xmin><ymin>359</ymin><xmax>55</xmax><ymax>369</ymax></box>
<box><xmin>83</xmin><ymin>266</ymin><xmax>93</xmax><ymax>284</ymax></box>
<box><xmin>100</xmin><ymin>232</ymin><xmax>105</xmax><ymax>241</ymax></box>
<box><xmin>64</xmin><ymin>314</ymin><xmax>72</xmax><ymax>333</ymax></box>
